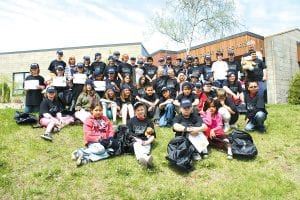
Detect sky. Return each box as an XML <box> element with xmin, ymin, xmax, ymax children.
<box><xmin>0</xmin><ymin>0</ymin><xmax>299</xmax><ymax>54</ymax></box>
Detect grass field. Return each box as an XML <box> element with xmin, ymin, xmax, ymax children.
<box><xmin>0</xmin><ymin>104</ymin><xmax>299</xmax><ymax>199</ymax></box>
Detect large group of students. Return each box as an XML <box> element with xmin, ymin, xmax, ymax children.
<box><xmin>24</xmin><ymin>40</ymin><xmax>268</xmax><ymax>167</ymax></box>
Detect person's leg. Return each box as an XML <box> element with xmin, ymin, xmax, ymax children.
<box><xmin>133</xmin><ymin>142</ymin><xmax>152</xmax><ymax>166</ymax></box>
<box><xmin>218</xmin><ymin>107</ymin><xmax>231</xmax><ymax>132</ymax></box>
<box><xmin>24</xmin><ymin>105</ymin><xmax>32</xmax><ymax>113</ymax></box>
<box><xmin>32</xmin><ymin>105</ymin><xmax>40</xmax><ymax>113</ymax></box>
<box><xmin>40</xmin><ymin>118</ymin><xmax>56</xmax><ymax>141</ymax></box>
<box><xmin>164</xmin><ymin>103</ymin><xmax>175</xmax><ymax>125</ymax></box>
<box><xmin>245</xmin><ymin>120</ymin><xmax>255</xmax><ymax>131</ymax></box>
<box><xmin>121</xmin><ymin>104</ymin><xmax>128</xmax><ymax>125</ymax></box>
<box><xmin>76</xmin><ymin>143</ymin><xmax>110</xmax><ymax>165</ymax></box>
<box><xmin>75</xmin><ymin>110</ymin><xmax>91</xmax><ymax>123</ymax></box>
<box><xmin>128</xmin><ymin>104</ymin><xmax>134</xmax><ymax>118</ymax></box>
<box><xmin>254</xmin><ymin>111</ymin><xmax>266</xmax><ymax>132</ymax></box>
<box><xmin>229</xmin><ymin>112</ymin><xmax>239</xmax><ymax>125</ymax></box>
<box><xmin>111</xmin><ymin>102</ymin><xmax>118</xmax><ymax>124</ymax></box>
<box><xmin>159</xmin><ymin>113</ymin><xmax>167</xmax><ymax>127</ymax></box>
<box><xmin>101</xmin><ymin>102</ymin><xmax>108</xmax><ymax>117</ymax></box>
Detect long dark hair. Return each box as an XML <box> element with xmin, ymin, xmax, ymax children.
<box><xmin>203</xmin><ymin>98</ymin><xmax>221</xmax><ymax>112</ymax></box>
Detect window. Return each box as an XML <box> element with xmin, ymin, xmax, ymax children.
<box><xmin>12</xmin><ymin>72</ymin><xmax>30</xmax><ymax>95</ymax></box>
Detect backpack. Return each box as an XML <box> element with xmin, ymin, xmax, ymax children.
<box><xmin>14</xmin><ymin>111</ymin><xmax>37</xmax><ymax>125</ymax></box>
<box><xmin>166</xmin><ymin>136</ymin><xmax>195</xmax><ymax>172</ymax></box>
<box><xmin>113</xmin><ymin>125</ymin><xmax>135</xmax><ymax>154</ymax></box>
<box><xmin>228</xmin><ymin>130</ymin><xmax>258</xmax><ymax>159</ymax></box>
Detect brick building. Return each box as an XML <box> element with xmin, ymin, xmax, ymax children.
<box><xmin>150</xmin><ymin>29</ymin><xmax>300</xmax><ymax>104</ymax></box>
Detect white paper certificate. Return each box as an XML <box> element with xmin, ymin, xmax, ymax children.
<box><xmin>53</xmin><ymin>76</ymin><xmax>67</xmax><ymax>87</ymax></box>
<box><xmin>188</xmin><ymin>133</ymin><xmax>209</xmax><ymax>153</ymax></box>
<box><xmin>24</xmin><ymin>80</ymin><xmax>39</xmax><ymax>90</ymax></box>
<box><xmin>94</xmin><ymin>81</ymin><xmax>106</xmax><ymax>91</ymax></box>
<box><xmin>73</xmin><ymin>74</ymin><xmax>87</xmax><ymax>84</ymax></box>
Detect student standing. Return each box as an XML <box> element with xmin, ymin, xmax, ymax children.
<box><xmin>24</xmin><ymin>63</ymin><xmax>45</xmax><ymax>113</ymax></box>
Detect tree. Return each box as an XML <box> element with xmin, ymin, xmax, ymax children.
<box><xmin>149</xmin><ymin>0</ymin><xmax>242</xmax><ymax>54</ymax></box>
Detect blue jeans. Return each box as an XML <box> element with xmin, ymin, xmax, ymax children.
<box><xmin>159</xmin><ymin>103</ymin><xmax>175</xmax><ymax>127</ymax></box>
<box><xmin>25</xmin><ymin>105</ymin><xmax>40</xmax><ymax>113</ymax></box>
<box><xmin>78</xmin><ymin>142</ymin><xmax>110</xmax><ymax>162</ymax></box>
<box><xmin>245</xmin><ymin>111</ymin><xmax>266</xmax><ymax>131</ymax></box>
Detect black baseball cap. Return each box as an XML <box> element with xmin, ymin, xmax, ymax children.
<box><xmin>30</xmin><ymin>63</ymin><xmax>39</xmax><ymax>69</ymax></box>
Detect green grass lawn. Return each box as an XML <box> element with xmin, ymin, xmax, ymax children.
<box><xmin>0</xmin><ymin>104</ymin><xmax>299</xmax><ymax>199</ymax></box>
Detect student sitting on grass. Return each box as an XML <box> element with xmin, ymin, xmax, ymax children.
<box><xmin>74</xmin><ymin>79</ymin><xmax>101</xmax><ymax>123</ymax></box>
<box><xmin>117</xmin><ymin>84</ymin><xmax>135</xmax><ymax>125</ymax></box>
<box><xmin>72</xmin><ymin>103</ymin><xmax>114</xmax><ymax>166</ymax></box>
<box><xmin>244</xmin><ymin>81</ymin><xmax>267</xmax><ymax>133</ymax></box>
<box><xmin>201</xmin><ymin>98</ymin><xmax>233</xmax><ymax>159</ymax></box>
<box><xmin>40</xmin><ymin>86</ymin><xmax>74</xmax><ymax>141</ymax></box>
<box><xmin>158</xmin><ymin>87</ymin><xmax>175</xmax><ymax>127</ymax></box>
<box><xmin>100</xmin><ymin>85</ymin><xmax>118</xmax><ymax>126</ymax></box>
<box><xmin>174</xmin><ymin>82</ymin><xmax>199</xmax><ymax>113</ymax></box>
<box><xmin>139</xmin><ymin>84</ymin><xmax>160</xmax><ymax>120</ymax></box>
<box><xmin>127</xmin><ymin>102</ymin><xmax>156</xmax><ymax>168</ymax></box>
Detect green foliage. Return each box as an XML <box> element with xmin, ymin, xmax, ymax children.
<box><xmin>0</xmin><ymin>74</ymin><xmax>11</xmax><ymax>103</ymax></box>
<box><xmin>0</xmin><ymin>105</ymin><xmax>299</xmax><ymax>199</ymax></box>
<box><xmin>3</xmin><ymin>82</ymin><xmax>11</xmax><ymax>103</ymax></box>
<box><xmin>288</xmin><ymin>72</ymin><xmax>300</xmax><ymax>104</ymax></box>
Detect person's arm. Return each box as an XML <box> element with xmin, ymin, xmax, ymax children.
<box><xmin>223</xmin><ymin>85</ymin><xmax>237</xmax><ymax>98</ymax></box>
<box><xmin>173</xmin><ymin>99</ymin><xmax>180</xmax><ymax>107</ymax></box>
<box><xmin>142</xmin><ymin>135</ymin><xmax>155</xmax><ymax>145</ymax></box>
<box><xmin>239</xmin><ymin>92</ymin><xmax>245</xmax><ymax>103</ymax></box>
<box><xmin>173</xmin><ymin>123</ymin><xmax>186</xmax><ymax>132</ymax></box>
<box><xmin>151</xmin><ymin>74</ymin><xmax>157</xmax><ymax>81</ymax></box>
<box><xmin>145</xmin><ymin>75</ymin><xmax>152</xmax><ymax>83</ymax></box>
<box><xmin>139</xmin><ymin>98</ymin><xmax>153</xmax><ymax>106</ymax></box>
<box><xmin>189</xmin><ymin>123</ymin><xmax>208</xmax><ymax>136</ymax></box>
<box><xmin>192</xmin><ymin>98</ymin><xmax>199</xmax><ymax>107</ymax></box>
<box><xmin>263</xmin><ymin>69</ymin><xmax>267</xmax><ymax>81</ymax></box>
<box><xmin>153</xmin><ymin>99</ymin><xmax>159</xmax><ymax>107</ymax></box>
<box><xmin>220</xmin><ymin>99</ymin><xmax>235</xmax><ymax>114</ymax></box>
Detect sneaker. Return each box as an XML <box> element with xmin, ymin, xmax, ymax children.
<box><xmin>202</xmin><ymin>153</ymin><xmax>209</xmax><ymax>159</ymax></box>
<box><xmin>52</xmin><ymin>127</ymin><xmax>60</xmax><ymax>133</ymax></box>
<box><xmin>192</xmin><ymin>153</ymin><xmax>202</xmax><ymax>161</ymax></box>
<box><xmin>227</xmin><ymin>153</ymin><xmax>233</xmax><ymax>160</ymax></box>
<box><xmin>41</xmin><ymin>132</ymin><xmax>52</xmax><ymax>141</ymax></box>
<box><xmin>257</xmin><ymin>125</ymin><xmax>266</xmax><ymax>133</ymax></box>
<box><xmin>71</xmin><ymin>150</ymin><xmax>82</xmax><ymax>160</ymax></box>
<box><xmin>146</xmin><ymin>155</ymin><xmax>153</xmax><ymax>167</ymax></box>
<box><xmin>138</xmin><ymin>155</ymin><xmax>148</xmax><ymax>167</ymax></box>
<box><xmin>76</xmin><ymin>156</ymin><xmax>89</xmax><ymax>167</ymax></box>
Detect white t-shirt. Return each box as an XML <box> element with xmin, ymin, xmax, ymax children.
<box><xmin>212</xmin><ymin>61</ymin><xmax>228</xmax><ymax>80</ymax></box>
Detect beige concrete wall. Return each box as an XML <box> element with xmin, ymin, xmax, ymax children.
<box><xmin>0</xmin><ymin>43</ymin><xmax>145</xmax><ymax>83</ymax></box>
<box><xmin>265</xmin><ymin>30</ymin><xmax>300</xmax><ymax>104</ymax></box>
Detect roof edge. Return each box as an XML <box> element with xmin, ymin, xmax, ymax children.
<box><xmin>0</xmin><ymin>42</ymin><xmax>144</xmax><ymax>55</ymax></box>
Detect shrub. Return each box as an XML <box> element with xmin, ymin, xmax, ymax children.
<box><xmin>0</xmin><ymin>82</ymin><xmax>11</xmax><ymax>103</ymax></box>
<box><xmin>288</xmin><ymin>72</ymin><xmax>300</xmax><ymax>104</ymax></box>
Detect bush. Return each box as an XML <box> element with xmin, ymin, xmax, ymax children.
<box><xmin>0</xmin><ymin>82</ymin><xmax>11</xmax><ymax>103</ymax></box>
<box><xmin>288</xmin><ymin>72</ymin><xmax>300</xmax><ymax>104</ymax></box>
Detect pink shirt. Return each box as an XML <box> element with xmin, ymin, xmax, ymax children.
<box><xmin>201</xmin><ymin>111</ymin><xmax>224</xmax><ymax>135</ymax></box>
<box><xmin>83</xmin><ymin>115</ymin><xmax>114</xmax><ymax>145</ymax></box>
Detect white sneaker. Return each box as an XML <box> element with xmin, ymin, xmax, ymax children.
<box><xmin>138</xmin><ymin>155</ymin><xmax>148</xmax><ymax>167</ymax></box>
<box><xmin>192</xmin><ymin>153</ymin><xmax>202</xmax><ymax>161</ymax></box>
<box><xmin>230</xmin><ymin>124</ymin><xmax>238</xmax><ymax>129</ymax></box>
<box><xmin>71</xmin><ymin>150</ymin><xmax>82</xmax><ymax>160</ymax></box>
<box><xmin>146</xmin><ymin>155</ymin><xmax>153</xmax><ymax>167</ymax></box>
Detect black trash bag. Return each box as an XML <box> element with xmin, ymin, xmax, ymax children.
<box><xmin>166</xmin><ymin>136</ymin><xmax>195</xmax><ymax>172</ymax></box>
<box><xmin>113</xmin><ymin>125</ymin><xmax>135</xmax><ymax>154</ymax></box>
<box><xmin>228</xmin><ymin>130</ymin><xmax>258</xmax><ymax>159</ymax></box>
<box><xmin>99</xmin><ymin>137</ymin><xmax>122</xmax><ymax>156</ymax></box>
<box><xmin>14</xmin><ymin>111</ymin><xmax>37</xmax><ymax>125</ymax></box>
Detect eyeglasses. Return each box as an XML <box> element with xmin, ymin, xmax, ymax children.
<box><xmin>249</xmin><ymin>86</ymin><xmax>258</xmax><ymax>88</ymax></box>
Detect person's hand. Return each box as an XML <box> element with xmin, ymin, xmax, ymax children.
<box><xmin>210</xmin><ymin>130</ymin><xmax>216</xmax><ymax>139</ymax></box>
<box><xmin>189</xmin><ymin>127</ymin><xmax>199</xmax><ymax>135</ymax></box>
<box><xmin>220</xmin><ymin>100</ymin><xmax>225</xmax><ymax>106</ymax></box>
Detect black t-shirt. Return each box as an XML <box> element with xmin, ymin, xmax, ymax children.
<box><xmin>202</xmin><ymin>64</ymin><xmax>213</xmax><ymax>80</ymax></box>
<box><xmin>223</xmin><ymin>80</ymin><xmax>243</xmax><ymax>94</ymax></box>
<box><xmin>118</xmin><ymin>63</ymin><xmax>133</xmax><ymax>76</ymax></box>
<box><xmin>245</xmin><ymin>92</ymin><xmax>267</xmax><ymax>119</ymax></box>
<box><xmin>39</xmin><ymin>98</ymin><xmax>63</xmax><ymax>118</ymax></box>
<box><xmin>165</xmin><ymin>78</ymin><xmax>179</xmax><ymax>99</ymax></box>
<box><xmin>116</xmin><ymin>96</ymin><xmax>135</xmax><ymax>107</ymax></box>
<box><xmin>188</xmin><ymin>66</ymin><xmax>203</xmax><ymax>78</ymax></box>
<box><xmin>143</xmin><ymin>64</ymin><xmax>158</xmax><ymax>79</ymax></box>
<box><xmin>91</xmin><ymin>61</ymin><xmax>106</xmax><ymax>74</ymax></box>
<box><xmin>173</xmin><ymin>113</ymin><xmax>203</xmax><ymax>136</ymax></box>
<box><xmin>152</xmin><ymin>76</ymin><xmax>167</xmax><ymax>95</ymax></box>
<box><xmin>227</xmin><ymin>60</ymin><xmax>241</xmax><ymax>77</ymax></box>
<box><xmin>176</xmin><ymin>93</ymin><xmax>198</xmax><ymax>103</ymax></box>
<box><xmin>48</xmin><ymin>60</ymin><xmax>66</xmax><ymax>73</ymax></box>
<box><xmin>137</xmin><ymin>87</ymin><xmax>146</xmax><ymax>98</ymax></box>
<box><xmin>25</xmin><ymin>75</ymin><xmax>45</xmax><ymax>106</ymax></box>
<box><xmin>245</xmin><ymin>59</ymin><xmax>266</xmax><ymax>82</ymax></box>
<box><xmin>142</xmin><ymin>93</ymin><xmax>159</xmax><ymax>103</ymax></box>
<box><xmin>127</xmin><ymin>116</ymin><xmax>156</xmax><ymax>140</ymax></box>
